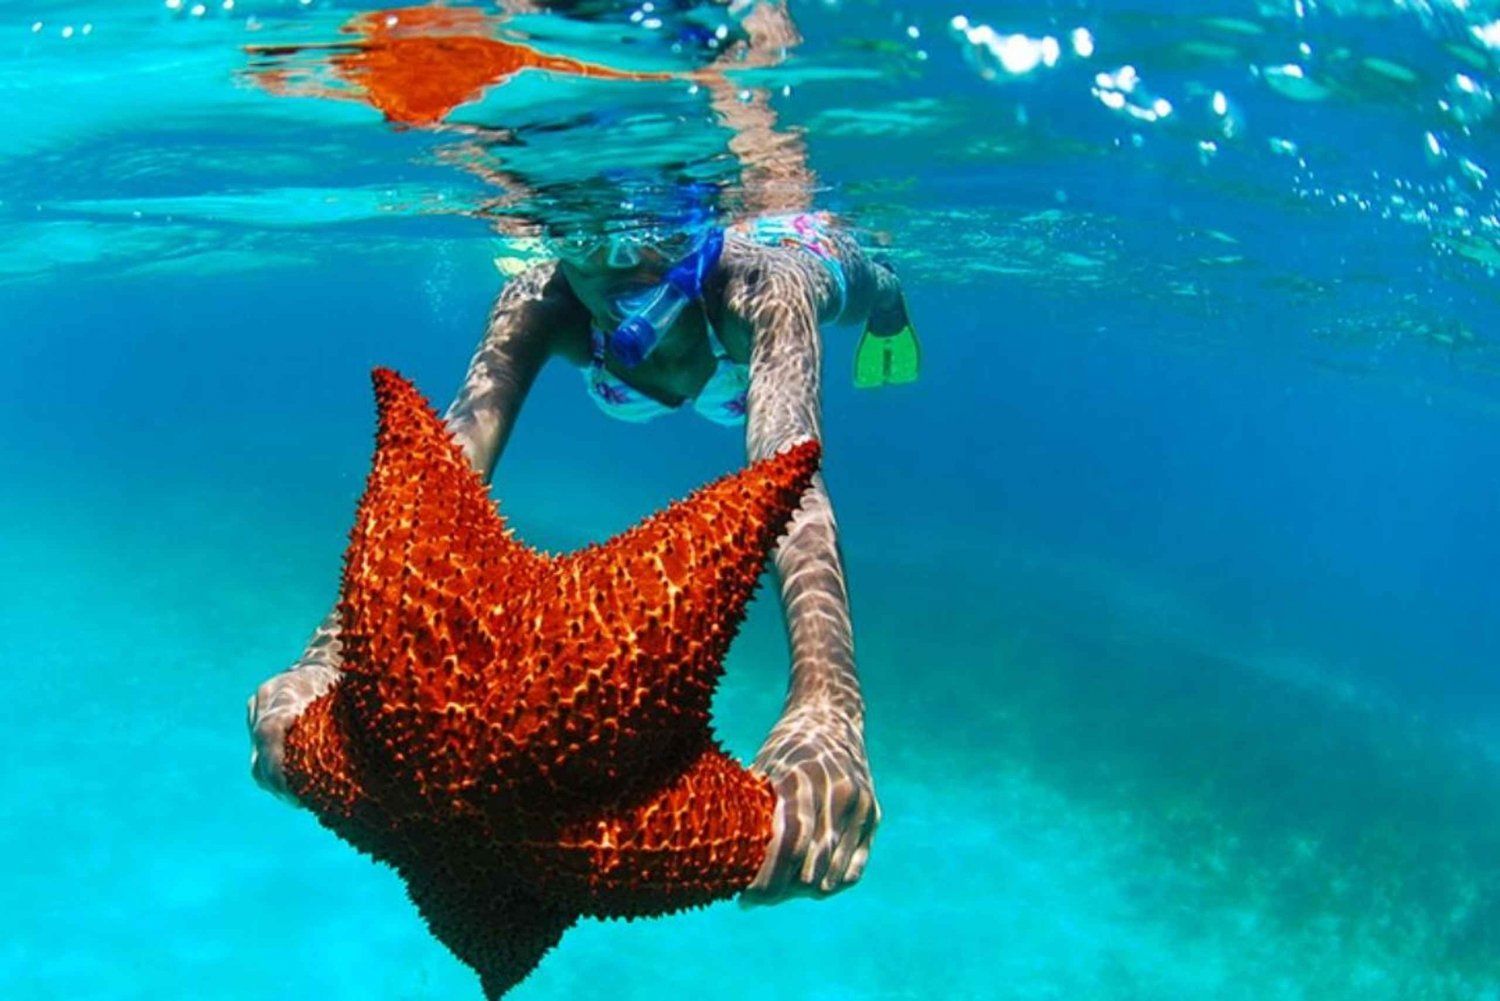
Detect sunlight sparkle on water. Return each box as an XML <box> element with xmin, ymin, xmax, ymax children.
<box><xmin>949</xmin><ymin>16</ymin><xmax>1064</xmax><ymax>79</ymax></box>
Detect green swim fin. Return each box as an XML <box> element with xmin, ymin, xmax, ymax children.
<box><xmin>854</xmin><ymin>322</ymin><xmax>921</xmax><ymax>389</ymax></box>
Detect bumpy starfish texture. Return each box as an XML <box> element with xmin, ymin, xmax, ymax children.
<box><xmin>283</xmin><ymin>369</ymin><xmax>819</xmax><ymax>999</ymax></box>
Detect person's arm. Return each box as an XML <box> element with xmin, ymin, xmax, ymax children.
<box><xmin>247</xmin><ymin>261</ymin><xmax>583</xmax><ymax>802</ymax></box>
<box><xmin>442</xmin><ymin>261</ymin><xmax>584</xmax><ymax>481</ymax></box>
<box><xmin>719</xmin><ymin>247</ymin><xmax>881</xmax><ymax>901</ymax></box>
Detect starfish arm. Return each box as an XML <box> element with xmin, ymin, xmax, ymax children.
<box><xmin>287</xmin><ymin>698</ymin><xmax>581</xmax><ymax>1000</ymax></box>
<box><xmin>527</xmin><ymin>742</ymin><xmax>776</xmax><ymax>919</ymax></box>
<box><xmin>335</xmin><ymin>369</ymin><xmax>549</xmax><ymax>806</ymax></box>
<box><xmin>488</xmin><ymin>440</ymin><xmax>821</xmax><ymax>805</ymax></box>
<box><xmin>248</xmin><ymin>274</ymin><xmax>573</xmax><ymax>806</ymax></box>
<box><xmin>395</xmin><ymin>834</ymin><xmax>577</xmax><ymax>1001</ymax></box>
<box><xmin>282</xmin><ymin>691</ymin><xmax>363</xmax><ymax>817</ymax></box>
<box><xmin>339</xmin><ymin>367</ymin><xmax>532</xmax><ymax>692</ymax></box>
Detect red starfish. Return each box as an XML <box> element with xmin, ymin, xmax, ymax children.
<box><xmin>246</xmin><ymin>5</ymin><xmax>674</xmax><ymax>126</ymax></box>
<box><xmin>283</xmin><ymin>369</ymin><xmax>819</xmax><ymax>998</ymax></box>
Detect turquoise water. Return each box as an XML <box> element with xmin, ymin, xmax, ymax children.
<box><xmin>3</xmin><ymin>1</ymin><xmax>1500</xmax><ymax>998</ymax></box>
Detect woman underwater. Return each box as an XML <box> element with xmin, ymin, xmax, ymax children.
<box><xmin>245</xmin><ymin>0</ymin><xmax>919</xmax><ymax>904</ymax></box>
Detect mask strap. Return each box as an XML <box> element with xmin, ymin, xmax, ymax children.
<box><xmin>665</xmin><ymin>227</ymin><xmax>723</xmax><ymax>296</ymax></box>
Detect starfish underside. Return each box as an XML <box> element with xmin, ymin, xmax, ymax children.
<box><xmin>283</xmin><ymin>369</ymin><xmax>819</xmax><ymax>998</ymax></box>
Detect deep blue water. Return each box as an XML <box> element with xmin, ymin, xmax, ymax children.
<box><xmin>3</xmin><ymin>1</ymin><xmax>1500</xmax><ymax>998</ymax></box>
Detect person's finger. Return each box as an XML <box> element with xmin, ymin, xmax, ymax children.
<box><xmin>807</xmin><ymin>777</ymin><xmax>855</xmax><ymax>892</ymax></box>
<box><xmin>822</xmin><ymin>788</ymin><xmax>869</xmax><ymax>892</ymax></box>
<box><xmin>781</xmin><ymin>772</ymin><xmax>818</xmax><ymax>887</ymax></box>
<box><xmin>844</xmin><ymin>842</ymin><xmax>871</xmax><ymax>884</ymax></box>
<box><xmin>799</xmin><ymin>836</ymin><xmax>833</xmax><ymax>891</ymax></box>
<box><xmin>797</xmin><ymin>769</ymin><xmax>840</xmax><ymax>890</ymax></box>
<box><xmin>742</xmin><ymin>774</ymin><xmax>806</xmax><ymax>904</ymax></box>
<box><xmin>840</xmin><ymin>794</ymin><xmax>879</xmax><ymax>887</ymax></box>
<box><xmin>745</xmin><ymin>793</ymin><xmax>789</xmax><ymax>894</ymax></box>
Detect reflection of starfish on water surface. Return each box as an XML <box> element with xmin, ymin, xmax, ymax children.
<box><xmin>282</xmin><ymin>369</ymin><xmax>820</xmax><ymax>998</ymax></box>
<box><xmin>245</xmin><ymin>5</ymin><xmax>675</xmax><ymax>126</ymax></box>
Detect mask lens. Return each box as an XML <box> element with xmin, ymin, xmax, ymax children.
<box><xmin>551</xmin><ymin>225</ymin><xmax>701</xmax><ymax>270</ymax></box>
<box><xmin>550</xmin><ymin>230</ymin><xmax>606</xmax><ymax>265</ymax></box>
<box><xmin>606</xmin><ymin>235</ymin><xmax>643</xmax><ymax>268</ymax></box>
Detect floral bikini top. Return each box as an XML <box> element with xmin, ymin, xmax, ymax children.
<box><xmin>581</xmin><ymin>212</ymin><xmax>849</xmax><ymax>427</ymax></box>
<box><xmin>584</xmin><ymin>323</ymin><xmax>751</xmax><ymax>426</ymax></box>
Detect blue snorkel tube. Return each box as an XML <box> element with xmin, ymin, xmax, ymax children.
<box><xmin>609</xmin><ymin>226</ymin><xmax>725</xmax><ymax>368</ymax></box>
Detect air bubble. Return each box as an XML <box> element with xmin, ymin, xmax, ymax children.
<box><xmin>1093</xmin><ymin>66</ymin><xmax>1174</xmax><ymax>123</ymax></box>
<box><xmin>1423</xmin><ymin>131</ymin><xmax>1446</xmax><ymax>163</ymax></box>
<box><xmin>1445</xmin><ymin>73</ymin><xmax>1495</xmax><ymax>128</ymax></box>
<box><xmin>1071</xmin><ymin>28</ymin><xmax>1094</xmax><ymax>59</ymax></box>
<box><xmin>1262</xmin><ymin>63</ymin><xmax>1332</xmax><ymax>102</ymax></box>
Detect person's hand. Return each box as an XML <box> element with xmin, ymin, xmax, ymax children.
<box><xmin>741</xmin><ymin>702</ymin><xmax>880</xmax><ymax>903</ymax></box>
<box><xmin>246</xmin><ymin>661</ymin><xmax>339</xmax><ymax>805</ymax></box>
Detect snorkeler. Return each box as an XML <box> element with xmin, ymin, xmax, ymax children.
<box><xmin>250</xmin><ymin>206</ymin><xmax>917</xmax><ymax>901</ymax></box>
<box><xmin>246</xmin><ymin>0</ymin><xmax>919</xmax><ymax>903</ymax></box>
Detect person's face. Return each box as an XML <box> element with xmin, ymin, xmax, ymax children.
<box><xmin>552</xmin><ymin>229</ymin><xmax>694</xmax><ymax>315</ymax></box>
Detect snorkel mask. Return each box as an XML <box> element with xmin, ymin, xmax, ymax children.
<box><xmin>550</xmin><ymin>225</ymin><xmax>696</xmax><ymax>271</ymax></box>
<box><xmin>550</xmin><ymin>220</ymin><xmax>725</xmax><ymax>368</ymax></box>
<box><xmin>547</xmin><ymin>174</ymin><xmax>726</xmax><ymax>366</ymax></box>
